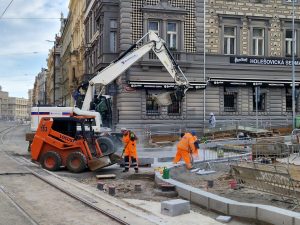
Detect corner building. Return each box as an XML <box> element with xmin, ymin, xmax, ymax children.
<box><xmin>84</xmin><ymin>0</ymin><xmax>206</xmax><ymax>131</ymax></box>
<box><xmin>205</xmin><ymin>0</ymin><xmax>300</xmax><ymax>126</ymax></box>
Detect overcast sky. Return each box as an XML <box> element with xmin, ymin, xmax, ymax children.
<box><xmin>0</xmin><ymin>0</ymin><xmax>68</xmax><ymax>98</ymax></box>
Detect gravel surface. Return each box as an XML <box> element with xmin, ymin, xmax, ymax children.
<box><xmin>173</xmin><ymin>161</ymin><xmax>299</xmax><ymax>212</ymax></box>
<box><xmin>0</xmin><ymin>121</ymin><xmax>268</xmax><ymax>224</ymax></box>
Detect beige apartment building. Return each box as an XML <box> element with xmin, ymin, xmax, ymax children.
<box><xmin>0</xmin><ymin>86</ymin><xmax>9</xmax><ymax>120</ymax></box>
<box><xmin>7</xmin><ymin>97</ymin><xmax>29</xmax><ymax>121</ymax></box>
<box><xmin>46</xmin><ymin>36</ymin><xmax>63</xmax><ymax>106</ymax></box>
<box><xmin>59</xmin><ymin>0</ymin><xmax>86</xmax><ymax>106</ymax></box>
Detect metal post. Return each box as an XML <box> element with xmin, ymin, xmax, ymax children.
<box><xmin>292</xmin><ymin>0</ymin><xmax>296</xmax><ymax>129</ymax></box>
<box><xmin>256</xmin><ymin>86</ymin><xmax>258</xmax><ymax>132</ymax></box>
<box><xmin>203</xmin><ymin>0</ymin><xmax>206</xmax><ymax>134</ymax></box>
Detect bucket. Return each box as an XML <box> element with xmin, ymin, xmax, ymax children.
<box><xmin>296</xmin><ymin>116</ymin><xmax>300</xmax><ymax>128</ymax></box>
<box><xmin>229</xmin><ymin>179</ymin><xmax>237</xmax><ymax>189</ymax></box>
<box><xmin>207</xmin><ymin>180</ymin><xmax>214</xmax><ymax>188</ymax></box>
<box><xmin>162</xmin><ymin>167</ymin><xmax>170</xmax><ymax>179</ymax></box>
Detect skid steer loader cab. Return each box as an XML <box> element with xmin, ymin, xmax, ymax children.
<box><xmin>31</xmin><ymin>116</ymin><xmax>120</xmax><ymax>173</ymax></box>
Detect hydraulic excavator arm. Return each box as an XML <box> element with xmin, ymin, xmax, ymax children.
<box><xmin>80</xmin><ymin>31</ymin><xmax>190</xmax><ymax>111</ymax></box>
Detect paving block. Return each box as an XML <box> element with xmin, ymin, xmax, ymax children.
<box><xmin>229</xmin><ymin>203</ymin><xmax>257</xmax><ymax>219</ymax></box>
<box><xmin>257</xmin><ymin>206</ymin><xmax>294</xmax><ymax>225</ymax></box>
<box><xmin>138</xmin><ymin>157</ymin><xmax>154</xmax><ymax>165</ymax></box>
<box><xmin>158</xmin><ymin>157</ymin><xmax>173</xmax><ymax>162</ymax></box>
<box><xmin>190</xmin><ymin>189</ymin><xmax>209</xmax><ymax>209</ymax></box>
<box><xmin>294</xmin><ymin>217</ymin><xmax>300</xmax><ymax>225</ymax></box>
<box><xmin>209</xmin><ymin>195</ymin><xmax>235</xmax><ymax>215</ymax></box>
<box><xmin>175</xmin><ymin>183</ymin><xmax>191</xmax><ymax>200</ymax></box>
<box><xmin>161</xmin><ymin>199</ymin><xmax>190</xmax><ymax>217</ymax></box>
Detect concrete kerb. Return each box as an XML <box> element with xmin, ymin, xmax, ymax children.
<box><xmin>154</xmin><ymin>155</ymin><xmax>300</xmax><ymax>225</ymax></box>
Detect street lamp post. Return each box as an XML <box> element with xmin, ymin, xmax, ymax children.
<box><xmin>46</xmin><ymin>40</ymin><xmax>56</xmax><ymax>105</ymax></box>
<box><xmin>292</xmin><ymin>0</ymin><xmax>296</xmax><ymax>129</ymax></box>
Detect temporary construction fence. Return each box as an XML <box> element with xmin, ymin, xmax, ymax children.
<box><xmin>231</xmin><ymin>162</ymin><xmax>300</xmax><ymax>207</ymax></box>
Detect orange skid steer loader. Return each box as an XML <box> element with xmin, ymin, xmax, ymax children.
<box><xmin>31</xmin><ymin>116</ymin><xmax>120</xmax><ymax>173</ymax></box>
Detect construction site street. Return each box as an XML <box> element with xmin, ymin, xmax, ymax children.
<box><xmin>0</xmin><ymin>121</ymin><xmax>260</xmax><ymax>225</ymax></box>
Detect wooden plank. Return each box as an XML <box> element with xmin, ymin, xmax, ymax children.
<box><xmin>96</xmin><ymin>174</ymin><xmax>116</xmax><ymax>179</ymax></box>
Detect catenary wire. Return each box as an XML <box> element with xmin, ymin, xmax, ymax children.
<box><xmin>0</xmin><ymin>0</ymin><xmax>14</xmax><ymax>19</ymax></box>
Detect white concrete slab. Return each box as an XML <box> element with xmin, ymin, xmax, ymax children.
<box><xmin>123</xmin><ymin>198</ymin><xmax>224</xmax><ymax>225</ymax></box>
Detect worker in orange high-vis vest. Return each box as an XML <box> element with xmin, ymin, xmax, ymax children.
<box><xmin>173</xmin><ymin>132</ymin><xmax>196</xmax><ymax>169</ymax></box>
<box><xmin>121</xmin><ymin>128</ymin><xmax>138</xmax><ymax>173</ymax></box>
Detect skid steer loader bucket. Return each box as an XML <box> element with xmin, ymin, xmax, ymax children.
<box><xmin>88</xmin><ymin>156</ymin><xmax>112</xmax><ymax>171</ymax></box>
<box><xmin>88</xmin><ymin>153</ymin><xmax>122</xmax><ymax>171</ymax></box>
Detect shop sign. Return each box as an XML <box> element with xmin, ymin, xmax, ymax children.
<box><xmin>230</xmin><ymin>56</ymin><xmax>300</xmax><ymax>66</ymax></box>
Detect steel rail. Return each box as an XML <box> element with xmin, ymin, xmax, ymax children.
<box><xmin>0</xmin><ymin>124</ymin><xmax>130</xmax><ymax>225</ymax></box>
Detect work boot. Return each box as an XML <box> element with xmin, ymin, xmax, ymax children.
<box><xmin>134</xmin><ymin>168</ymin><xmax>139</xmax><ymax>173</ymax></box>
<box><xmin>123</xmin><ymin>168</ymin><xmax>129</xmax><ymax>172</ymax></box>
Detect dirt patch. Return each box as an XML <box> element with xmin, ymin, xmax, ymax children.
<box><xmin>172</xmin><ymin>162</ymin><xmax>299</xmax><ymax>212</ymax></box>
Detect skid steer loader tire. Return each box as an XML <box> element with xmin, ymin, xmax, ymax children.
<box><xmin>66</xmin><ymin>152</ymin><xmax>87</xmax><ymax>173</ymax></box>
<box><xmin>97</xmin><ymin>136</ymin><xmax>114</xmax><ymax>155</ymax></box>
<box><xmin>40</xmin><ymin>151</ymin><xmax>62</xmax><ymax>171</ymax></box>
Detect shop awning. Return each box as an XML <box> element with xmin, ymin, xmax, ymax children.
<box><xmin>209</xmin><ymin>77</ymin><xmax>300</xmax><ymax>87</ymax></box>
<box><xmin>128</xmin><ymin>80</ymin><xmax>207</xmax><ymax>89</ymax></box>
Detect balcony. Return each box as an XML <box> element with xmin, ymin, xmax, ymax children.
<box><xmin>148</xmin><ymin>50</ymin><xmax>184</xmax><ymax>61</ymax></box>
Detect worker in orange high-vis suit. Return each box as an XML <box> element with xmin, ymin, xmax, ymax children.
<box><xmin>121</xmin><ymin>128</ymin><xmax>138</xmax><ymax>173</ymax></box>
<box><xmin>173</xmin><ymin>132</ymin><xmax>196</xmax><ymax>169</ymax></box>
<box><xmin>191</xmin><ymin>130</ymin><xmax>200</xmax><ymax>159</ymax></box>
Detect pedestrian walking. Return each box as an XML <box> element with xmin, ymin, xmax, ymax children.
<box><xmin>209</xmin><ymin>112</ymin><xmax>216</xmax><ymax>128</ymax></box>
<box><xmin>121</xmin><ymin>128</ymin><xmax>138</xmax><ymax>173</ymax></box>
<box><xmin>173</xmin><ymin>132</ymin><xmax>196</xmax><ymax>169</ymax></box>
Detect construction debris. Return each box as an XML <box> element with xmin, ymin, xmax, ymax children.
<box><xmin>96</xmin><ymin>174</ymin><xmax>116</xmax><ymax>179</ymax></box>
<box><xmin>196</xmin><ymin>169</ymin><xmax>216</xmax><ymax>175</ymax></box>
<box><xmin>216</xmin><ymin>215</ymin><xmax>232</xmax><ymax>223</ymax></box>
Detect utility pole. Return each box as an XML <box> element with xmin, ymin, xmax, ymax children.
<box><xmin>292</xmin><ymin>0</ymin><xmax>296</xmax><ymax>129</ymax></box>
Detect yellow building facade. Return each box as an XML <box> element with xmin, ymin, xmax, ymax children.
<box><xmin>60</xmin><ymin>0</ymin><xmax>86</xmax><ymax>106</ymax></box>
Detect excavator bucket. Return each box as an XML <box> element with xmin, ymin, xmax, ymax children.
<box><xmin>153</xmin><ymin>92</ymin><xmax>172</xmax><ymax>106</ymax></box>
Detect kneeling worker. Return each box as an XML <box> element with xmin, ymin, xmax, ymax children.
<box><xmin>173</xmin><ymin>132</ymin><xmax>196</xmax><ymax>169</ymax></box>
<box><xmin>121</xmin><ymin>128</ymin><xmax>138</xmax><ymax>173</ymax></box>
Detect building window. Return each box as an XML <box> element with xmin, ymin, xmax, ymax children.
<box><xmin>253</xmin><ymin>89</ymin><xmax>266</xmax><ymax>111</ymax></box>
<box><xmin>167</xmin><ymin>22</ymin><xmax>178</xmax><ymax>50</ymax></box>
<box><xmin>286</xmin><ymin>93</ymin><xmax>292</xmax><ymax>112</ymax></box>
<box><xmin>148</xmin><ymin>21</ymin><xmax>159</xmax><ymax>35</ymax></box>
<box><xmin>252</xmin><ymin>28</ymin><xmax>264</xmax><ymax>56</ymax></box>
<box><xmin>89</xmin><ymin>16</ymin><xmax>93</xmax><ymax>40</ymax></box>
<box><xmin>285</xmin><ymin>30</ymin><xmax>296</xmax><ymax>56</ymax></box>
<box><xmin>109</xmin><ymin>20</ymin><xmax>117</xmax><ymax>53</ymax></box>
<box><xmin>224</xmin><ymin>27</ymin><xmax>236</xmax><ymax>55</ymax></box>
<box><xmin>224</xmin><ymin>92</ymin><xmax>237</xmax><ymax>112</ymax></box>
<box><xmin>167</xmin><ymin>98</ymin><xmax>181</xmax><ymax>115</ymax></box>
<box><xmin>146</xmin><ymin>93</ymin><xmax>160</xmax><ymax>115</ymax></box>
<box><xmin>286</xmin><ymin>88</ymin><xmax>298</xmax><ymax>112</ymax></box>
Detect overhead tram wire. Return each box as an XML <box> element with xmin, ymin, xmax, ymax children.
<box><xmin>0</xmin><ymin>17</ymin><xmax>61</xmax><ymax>20</ymax></box>
<box><xmin>0</xmin><ymin>0</ymin><xmax>14</xmax><ymax>19</ymax></box>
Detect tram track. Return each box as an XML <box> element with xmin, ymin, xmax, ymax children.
<box><xmin>0</xmin><ymin>124</ymin><xmax>134</xmax><ymax>225</ymax></box>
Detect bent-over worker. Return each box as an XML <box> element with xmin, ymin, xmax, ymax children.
<box><xmin>173</xmin><ymin>132</ymin><xmax>196</xmax><ymax>169</ymax></box>
<box><xmin>121</xmin><ymin>128</ymin><xmax>138</xmax><ymax>173</ymax></box>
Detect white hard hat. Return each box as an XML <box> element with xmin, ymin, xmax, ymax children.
<box><xmin>121</xmin><ymin>127</ymin><xmax>127</xmax><ymax>131</ymax></box>
<box><xmin>210</xmin><ymin>112</ymin><xmax>214</xmax><ymax>116</ymax></box>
